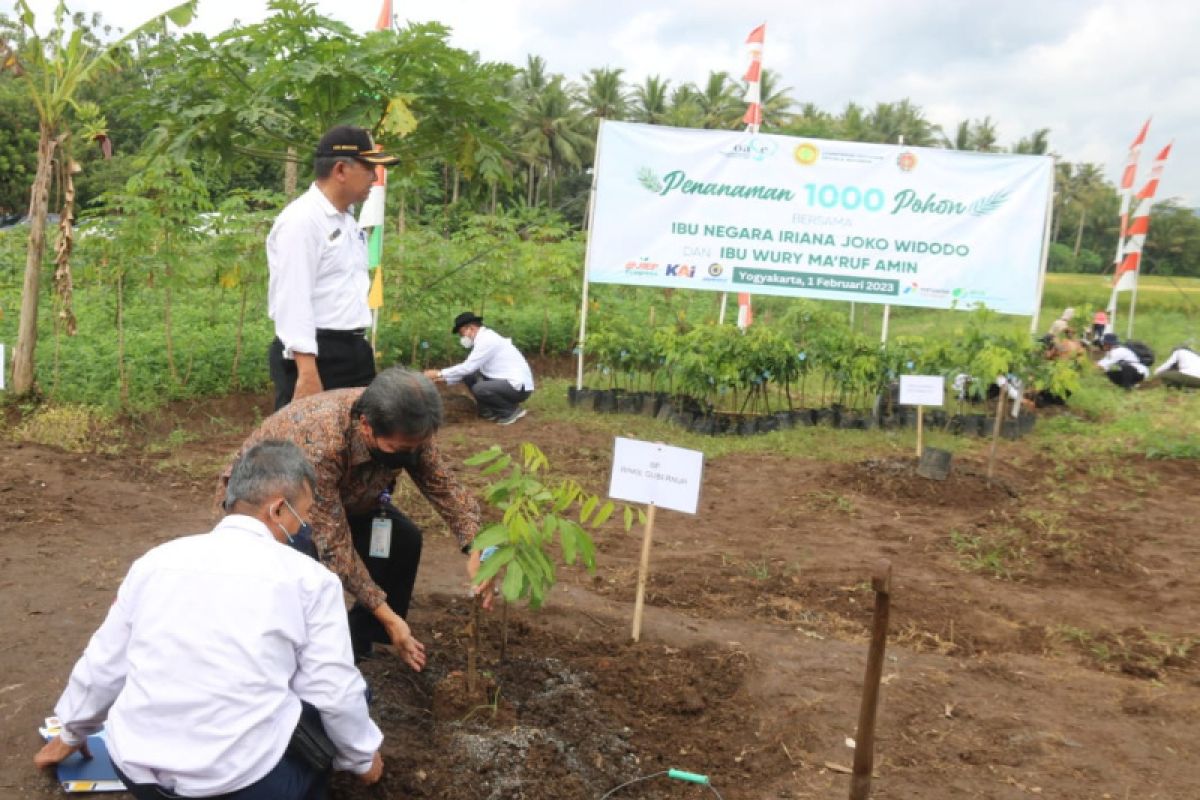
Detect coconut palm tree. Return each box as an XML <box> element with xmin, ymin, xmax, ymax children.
<box><xmin>576</xmin><ymin>66</ymin><xmax>628</xmax><ymax>132</ymax></box>
<box><xmin>692</xmin><ymin>71</ymin><xmax>742</xmax><ymax>129</ymax></box>
<box><xmin>631</xmin><ymin>75</ymin><xmax>670</xmax><ymax>124</ymax></box>
<box><xmin>515</xmin><ymin>75</ymin><xmax>590</xmax><ymax>207</ymax></box>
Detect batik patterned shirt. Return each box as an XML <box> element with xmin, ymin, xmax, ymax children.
<box><xmin>217</xmin><ymin>388</ymin><xmax>479</xmax><ymax>610</ymax></box>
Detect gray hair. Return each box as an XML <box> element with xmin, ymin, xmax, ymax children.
<box><xmin>224</xmin><ymin>440</ymin><xmax>317</xmax><ymax>509</ymax></box>
<box><xmin>351</xmin><ymin>367</ymin><xmax>443</xmax><ymax>438</ymax></box>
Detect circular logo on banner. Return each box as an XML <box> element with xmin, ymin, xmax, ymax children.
<box><xmin>708</xmin><ymin>263</ymin><xmax>724</xmax><ymax>277</ymax></box>
<box><xmin>793</xmin><ymin>142</ymin><xmax>820</xmax><ymax>165</ymax></box>
<box><xmin>897</xmin><ymin>151</ymin><xmax>918</xmax><ymax>172</ymax></box>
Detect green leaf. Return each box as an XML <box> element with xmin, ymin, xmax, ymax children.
<box><xmin>577</xmin><ymin>529</ymin><xmax>597</xmax><ymax>571</ymax></box>
<box><xmin>464</xmin><ymin>446</ymin><xmax>502</xmax><ymax>467</ymax></box>
<box><xmin>473</xmin><ymin>546</ymin><xmax>514</xmax><ymax>584</ymax></box>
<box><xmin>469</xmin><ymin>524</ymin><xmax>510</xmax><ymax>552</ymax></box>
<box><xmin>502</xmin><ymin>560</ymin><xmax>524</xmax><ymax>603</ymax></box>
<box><xmin>481</xmin><ymin>454</ymin><xmax>513</xmax><ymax>476</ymax></box>
<box><xmin>379</xmin><ymin>94</ymin><xmax>419</xmax><ymax>138</ymax></box>
<box><xmin>580</xmin><ymin>494</ymin><xmax>598</xmax><ymax>524</ymax></box>
<box><xmin>623</xmin><ymin>505</ymin><xmax>633</xmax><ymax>531</ymax></box>
<box><xmin>560</xmin><ymin>524</ymin><xmax>577</xmax><ymax>565</ymax></box>
<box><xmin>591</xmin><ymin>501</ymin><xmax>614</xmax><ymax>528</ymax></box>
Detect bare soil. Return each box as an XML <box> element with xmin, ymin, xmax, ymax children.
<box><xmin>2</xmin><ymin>390</ymin><xmax>1198</xmax><ymax>799</ymax></box>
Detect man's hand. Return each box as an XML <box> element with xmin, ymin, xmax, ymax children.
<box><xmin>467</xmin><ymin>548</ymin><xmax>497</xmax><ymax>611</ymax></box>
<box><xmin>34</xmin><ymin>736</ymin><xmax>91</xmax><ymax>769</ymax></box>
<box><xmin>376</xmin><ymin>606</ymin><xmax>427</xmax><ymax>672</ymax></box>
<box><xmin>359</xmin><ymin>751</ymin><xmax>384</xmax><ymax>785</ymax></box>
<box><xmin>422</xmin><ymin>369</ymin><xmax>443</xmax><ymax>382</ymax></box>
<box><xmin>293</xmin><ymin>354</ymin><xmax>323</xmax><ymax>400</ymax></box>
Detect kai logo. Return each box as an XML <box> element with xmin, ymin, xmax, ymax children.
<box><xmin>793</xmin><ymin>142</ymin><xmax>820</xmax><ymax>165</ymax></box>
<box><xmin>664</xmin><ymin>264</ymin><xmax>696</xmax><ymax>278</ymax></box>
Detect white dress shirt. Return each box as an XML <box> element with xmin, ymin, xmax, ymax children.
<box><xmin>441</xmin><ymin>326</ymin><xmax>535</xmax><ymax>391</ymax></box>
<box><xmin>53</xmin><ymin>515</ymin><xmax>382</xmax><ymax>796</ymax></box>
<box><xmin>1097</xmin><ymin>346</ymin><xmax>1149</xmax><ymax>377</ymax></box>
<box><xmin>267</xmin><ymin>184</ymin><xmax>372</xmax><ymax>358</ymax></box>
<box><xmin>1154</xmin><ymin>348</ymin><xmax>1200</xmax><ymax>379</ymax></box>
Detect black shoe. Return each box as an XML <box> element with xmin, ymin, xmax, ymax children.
<box><xmin>496</xmin><ymin>408</ymin><xmax>528</xmax><ymax>425</ymax></box>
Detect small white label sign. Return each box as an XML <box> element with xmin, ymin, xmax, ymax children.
<box><xmin>608</xmin><ymin>437</ymin><xmax>704</xmax><ymax>515</ymax></box>
<box><xmin>899</xmin><ymin>375</ymin><xmax>945</xmax><ymax>407</ymax></box>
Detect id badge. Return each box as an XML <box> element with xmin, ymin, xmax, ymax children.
<box><xmin>369</xmin><ymin>517</ymin><xmax>392</xmax><ymax>558</ymax></box>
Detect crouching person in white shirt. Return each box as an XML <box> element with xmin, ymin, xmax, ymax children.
<box><xmin>34</xmin><ymin>441</ymin><xmax>384</xmax><ymax>799</ymax></box>
<box><xmin>425</xmin><ymin>311</ymin><xmax>535</xmax><ymax>425</ymax></box>
<box><xmin>1152</xmin><ymin>346</ymin><xmax>1200</xmax><ymax>389</ymax></box>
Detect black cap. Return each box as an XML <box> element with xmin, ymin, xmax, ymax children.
<box><xmin>452</xmin><ymin>311</ymin><xmax>484</xmax><ymax>334</ymax></box>
<box><xmin>315</xmin><ymin>125</ymin><xmax>399</xmax><ymax>166</ymax></box>
<box><xmin>1102</xmin><ymin>333</ymin><xmax>1119</xmax><ymax>346</ymax></box>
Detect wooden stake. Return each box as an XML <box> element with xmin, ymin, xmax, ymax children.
<box><xmin>987</xmin><ymin>388</ymin><xmax>1006</xmax><ymax>481</ymax></box>
<box><xmin>850</xmin><ymin>560</ymin><xmax>892</xmax><ymax>800</ymax></box>
<box><xmin>915</xmin><ymin>406</ymin><xmax>924</xmax><ymax>457</ymax></box>
<box><xmin>631</xmin><ymin>503</ymin><xmax>657</xmax><ymax>642</ymax></box>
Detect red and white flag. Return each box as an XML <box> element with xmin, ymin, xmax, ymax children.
<box><xmin>1111</xmin><ymin>118</ymin><xmax>1150</xmax><ymax>271</ymax></box>
<box><xmin>742</xmin><ymin>24</ymin><xmax>765</xmax><ymax>129</ymax></box>
<box><xmin>736</xmin><ymin>293</ymin><xmax>753</xmax><ymax>330</ymax></box>
<box><xmin>1114</xmin><ymin>141</ymin><xmax>1172</xmax><ymax>291</ymax></box>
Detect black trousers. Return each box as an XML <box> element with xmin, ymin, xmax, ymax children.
<box><xmin>346</xmin><ymin>505</ymin><xmax>423</xmax><ymax>658</ymax></box>
<box><xmin>462</xmin><ymin>371</ymin><xmax>532</xmax><ymax>418</ymax></box>
<box><xmin>269</xmin><ymin>332</ymin><xmax>376</xmax><ymax>411</ymax></box>
<box><xmin>1105</xmin><ymin>364</ymin><xmax>1145</xmax><ymax>389</ymax></box>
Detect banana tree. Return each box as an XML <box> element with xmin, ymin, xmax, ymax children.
<box><xmin>3</xmin><ymin>0</ymin><xmax>196</xmax><ymax>395</ymax></box>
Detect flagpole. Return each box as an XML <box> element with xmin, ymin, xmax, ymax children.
<box><xmin>576</xmin><ymin>122</ymin><xmax>606</xmax><ymax>390</ymax></box>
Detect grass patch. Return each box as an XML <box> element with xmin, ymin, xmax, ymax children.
<box><xmin>1048</xmin><ymin>625</ymin><xmax>1198</xmax><ymax>679</ymax></box>
<box><xmin>9</xmin><ymin>404</ymin><xmax>123</xmax><ymax>454</ymax></box>
<box><xmin>949</xmin><ymin>527</ymin><xmax>1029</xmax><ymax>579</ymax></box>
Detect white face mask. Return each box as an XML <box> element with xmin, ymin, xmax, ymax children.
<box><xmin>460</xmin><ymin>335</ymin><xmax>474</xmax><ymax>349</ymax></box>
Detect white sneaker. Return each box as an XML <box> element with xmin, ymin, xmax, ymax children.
<box><xmin>496</xmin><ymin>408</ymin><xmax>527</xmax><ymax>425</ymax></box>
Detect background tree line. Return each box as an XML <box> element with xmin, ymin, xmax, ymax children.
<box><xmin>3</xmin><ymin>0</ymin><xmax>1197</xmax><ymax>278</ymax></box>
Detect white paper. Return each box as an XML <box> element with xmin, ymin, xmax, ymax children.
<box><xmin>899</xmin><ymin>375</ymin><xmax>945</xmax><ymax>407</ymax></box>
<box><xmin>608</xmin><ymin>437</ymin><xmax>704</xmax><ymax>515</ymax></box>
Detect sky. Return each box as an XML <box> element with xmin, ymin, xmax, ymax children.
<box><xmin>10</xmin><ymin>0</ymin><xmax>1198</xmax><ymax>206</ymax></box>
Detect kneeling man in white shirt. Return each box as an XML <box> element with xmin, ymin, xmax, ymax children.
<box><xmin>35</xmin><ymin>441</ymin><xmax>384</xmax><ymax>800</ymax></box>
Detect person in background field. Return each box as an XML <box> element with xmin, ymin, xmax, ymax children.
<box><xmin>218</xmin><ymin>367</ymin><xmax>493</xmax><ymax>670</ymax></box>
<box><xmin>37</xmin><ymin>441</ymin><xmax>383</xmax><ymax>799</ymax></box>
<box><xmin>1048</xmin><ymin>307</ymin><xmax>1076</xmax><ymax>339</ymax></box>
<box><xmin>1091</xmin><ymin>308</ymin><xmax>1109</xmax><ymax>342</ymax></box>
<box><xmin>1096</xmin><ymin>333</ymin><xmax>1149</xmax><ymax>389</ymax></box>
<box><xmin>266</xmin><ymin>126</ymin><xmax>399</xmax><ymax>411</ymax></box>
<box><xmin>424</xmin><ymin>312</ymin><xmax>535</xmax><ymax>425</ymax></box>
<box><xmin>1150</xmin><ymin>345</ymin><xmax>1200</xmax><ymax>388</ymax></box>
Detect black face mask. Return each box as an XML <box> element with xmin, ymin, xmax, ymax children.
<box><xmin>286</xmin><ymin>523</ymin><xmax>317</xmax><ymax>559</ymax></box>
<box><xmin>368</xmin><ymin>447</ymin><xmax>421</xmax><ymax>470</ymax></box>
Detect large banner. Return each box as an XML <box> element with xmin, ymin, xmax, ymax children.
<box><xmin>586</xmin><ymin>121</ymin><xmax>1053</xmax><ymax>315</ymax></box>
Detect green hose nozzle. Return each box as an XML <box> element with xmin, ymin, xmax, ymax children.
<box><xmin>668</xmin><ymin>768</ymin><xmax>710</xmax><ymax>785</ymax></box>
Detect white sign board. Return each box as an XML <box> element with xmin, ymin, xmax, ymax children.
<box><xmin>899</xmin><ymin>375</ymin><xmax>945</xmax><ymax>407</ymax></box>
<box><xmin>608</xmin><ymin>437</ymin><xmax>704</xmax><ymax>515</ymax></box>
<box><xmin>587</xmin><ymin>121</ymin><xmax>1053</xmax><ymax>315</ymax></box>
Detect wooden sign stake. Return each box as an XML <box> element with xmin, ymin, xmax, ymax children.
<box><xmin>915</xmin><ymin>405</ymin><xmax>924</xmax><ymax>457</ymax></box>
<box><xmin>631</xmin><ymin>502</ymin><xmax>657</xmax><ymax>642</ymax></box>
<box><xmin>850</xmin><ymin>559</ymin><xmax>892</xmax><ymax>800</ymax></box>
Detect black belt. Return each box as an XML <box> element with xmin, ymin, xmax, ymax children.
<box><xmin>316</xmin><ymin>328</ymin><xmax>366</xmax><ymax>339</ymax></box>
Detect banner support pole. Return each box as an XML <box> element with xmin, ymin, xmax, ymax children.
<box><xmin>576</xmin><ymin>123</ymin><xmax>605</xmax><ymax>391</ymax></box>
<box><xmin>880</xmin><ymin>305</ymin><xmax>890</xmax><ymax>344</ymax></box>
<box><xmin>1029</xmin><ymin>161</ymin><xmax>1055</xmax><ymax>335</ymax></box>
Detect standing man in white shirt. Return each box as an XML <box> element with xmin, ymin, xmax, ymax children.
<box><xmin>424</xmin><ymin>312</ymin><xmax>535</xmax><ymax>425</ymax></box>
<box><xmin>267</xmin><ymin>126</ymin><xmax>400</xmax><ymax>411</ymax></box>
<box><xmin>1151</xmin><ymin>345</ymin><xmax>1200</xmax><ymax>388</ymax></box>
<box><xmin>1095</xmin><ymin>333</ymin><xmax>1150</xmax><ymax>390</ymax></box>
<box><xmin>35</xmin><ymin>441</ymin><xmax>384</xmax><ymax>799</ymax></box>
